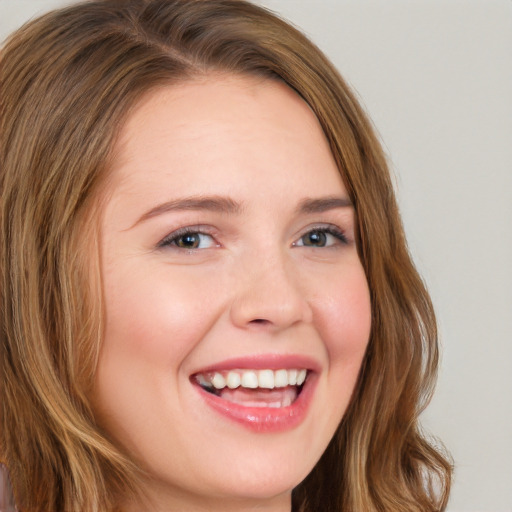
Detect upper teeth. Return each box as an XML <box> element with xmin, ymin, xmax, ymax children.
<box><xmin>196</xmin><ymin>368</ymin><xmax>308</xmax><ymax>390</ymax></box>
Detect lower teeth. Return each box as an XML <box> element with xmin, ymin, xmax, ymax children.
<box><xmin>199</xmin><ymin>384</ymin><xmax>302</xmax><ymax>407</ymax></box>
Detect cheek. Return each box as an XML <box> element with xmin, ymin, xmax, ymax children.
<box><xmin>101</xmin><ymin>262</ymin><xmax>224</xmax><ymax>366</ymax></box>
<box><xmin>299</xmin><ymin>261</ymin><xmax>371</xmax><ymax>447</ymax></box>
<box><xmin>92</xmin><ymin>262</ymin><xmax>228</xmax><ymax>451</ymax></box>
<box><xmin>312</xmin><ymin>263</ymin><xmax>371</xmax><ymax>367</ymax></box>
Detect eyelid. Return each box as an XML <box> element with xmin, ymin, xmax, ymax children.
<box><xmin>293</xmin><ymin>224</ymin><xmax>349</xmax><ymax>247</ymax></box>
<box><xmin>157</xmin><ymin>225</ymin><xmax>219</xmax><ymax>249</ymax></box>
<box><xmin>156</xmin><ymin>222</ymin><xmax>350</xmax><ymax>251</ymax></box>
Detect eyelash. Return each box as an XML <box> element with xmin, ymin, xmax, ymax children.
<box><xmin>293</xmin><ymin>226</ymin><xmax>348</xmax><ymax>247</ymax></box>
<box><xmin>157</xmin><ymin>225</ymin><xmax>348</xmax><ymax>250</ymax></box>
<box><xmin>158</xmin><ymin>226</ymin><xmax>217</xmax><ymax>250</ymax></box>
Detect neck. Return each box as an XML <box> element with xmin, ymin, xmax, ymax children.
<box><xmin>121</xmin><ymin>486</ymin><xmax>292</xmax><ymax>512</ymax></box>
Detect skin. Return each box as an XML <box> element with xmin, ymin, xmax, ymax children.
<box><xmin>92</xmin><ymin>74</ymin><xmax>372</xmax><ymax>512</ymax></box>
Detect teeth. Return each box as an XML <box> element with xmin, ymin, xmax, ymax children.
<box><xmin>264</xmin><ymin>396</ymin><xmax>293</xmax><ymax>408</ymax></box>
<box><xmin>297</xmin><ymin>369</ymin><xmax>307</xmax><ymax>386</ymax></box>
<box><xmin>196</xmin><ymin>368</ymin><xmax>309</xmax><ymax>391</ymax></box>
<box><xmin>211</xmin><ymin>372</ymin><xmax>226</xmax><ymax>390</ymax></box>
<box><xmin>258</xmin><ymin>369</ymin><xmax>274</xmax><ymax>389</ymax></box>
<box><xmin>274</xmin><ymin>369</ymin><xmax>288</xmax><ymax>388</ymax></box>
<box><xmin>241</xmin><ymin>371</ymin><xmax>258</xmax><ymax>389</ymax></box>
<box><xmin>226</xmin><ymin>372</ymin><xmax>241</xmax><ymax>389</ymax></box>
<box><xmin>288</xmin><ymin>369</ymin><xmax>298</xmax><ymax>385</ymax></box>
<box><xmin>197</xmin><ymin>374</ymin><xmax>211</xmax><ymax>388</ymax></box>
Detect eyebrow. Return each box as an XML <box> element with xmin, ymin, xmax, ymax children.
<box><xmin>133</xmin><ymin>195</ymin><xmax>243</xmax><ymax>226</ymax></box>
<box><xmin>133</xmin><ymin>194</ymin><xmax>352</xmax><ymax>227</ymax></box>
<box><xmin>296</xmin><ymin>196</ymin><xmax>353</xmax><ymax>214</ymax></box>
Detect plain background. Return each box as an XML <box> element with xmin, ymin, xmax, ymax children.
<box><xmin>0</xmin><ymin>1</ymin><xmax>510</xmax><ymax>511</ymax></box>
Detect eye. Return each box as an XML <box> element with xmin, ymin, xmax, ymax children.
<box><xmin>158</xmin><ymin>228</ymin><xmax>217</xmax><ymax>250</ymax></box>
<box><xmin>294</xmin><ymin>227</ymin><xmax>348</xmax><ymax>248</ymax></box>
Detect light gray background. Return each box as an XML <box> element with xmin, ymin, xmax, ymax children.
<box><xmin>1</xmin><ymin>1</ymin><xmax>511</xmax><ymax>511</ymax></box>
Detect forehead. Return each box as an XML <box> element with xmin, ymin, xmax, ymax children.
<box><xmin>106</xmin><ymin>74</ymin><xmax>344</xmax><ymax>204</ymax></box>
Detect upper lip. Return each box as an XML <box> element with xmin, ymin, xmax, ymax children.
<box><xmin>190</xmin><ymin>353</ymin><xmax>322</xmax><ymax>376</ymax></box>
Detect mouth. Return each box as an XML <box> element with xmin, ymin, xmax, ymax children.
<box><xmin>190</xmin><ymin>359</ymin><xmax>317</xmax><ymax>432</ymax></box>
<box><xmin>193</xmin><ymin>368</ymin><xmax>309</xmax><ymax>408</ymax></box>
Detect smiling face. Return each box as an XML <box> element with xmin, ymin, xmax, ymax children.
<box><xmin>93</xmin><ymin>75</ymin><xmax>372</xmax><ymax>511</ymax></box>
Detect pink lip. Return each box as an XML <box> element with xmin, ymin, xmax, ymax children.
<box><xmin>191</xmin><ymin>353</ymin><xmax>321</xmax><ymax>374</ymax></box>
<box><xmin>191</xmin><ymin>354</ymin><xmax>320</xmax><ymax>433</ymax></box>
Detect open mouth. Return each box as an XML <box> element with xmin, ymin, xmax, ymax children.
<box><xmin>192</xmin><ymin>368</ymin><xmax>309</xmax><ymax>408</ymax></box>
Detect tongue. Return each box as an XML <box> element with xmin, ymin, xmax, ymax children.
<box><xmin>219</xmin><ymin>386</ymin><xmax>298</xmax><ymax>408</ymax></box>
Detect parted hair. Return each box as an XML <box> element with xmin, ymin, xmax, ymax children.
<box><xmin>0</xmin><ymin>0</ymin><xmax>452</xmax><ymax>510</ymax></box>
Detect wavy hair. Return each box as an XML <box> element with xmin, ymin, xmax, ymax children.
<box><xmin>0</xmin><ymin>0</ymin><xmax>452</xmax><ymax>510</ymax></box>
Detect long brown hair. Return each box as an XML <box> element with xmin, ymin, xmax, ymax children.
<box><xmin>0</xmin><ymin>1</ymin><xmax>452</xmax><ymax>510</ymax></box>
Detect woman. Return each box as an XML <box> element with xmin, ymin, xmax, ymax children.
<box><xmin>0</xmin><ymin>0</ymin><xmax>452</xmax><ymax>511</ymax></box>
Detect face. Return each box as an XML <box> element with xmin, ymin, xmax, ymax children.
<box><xmin>93</xmin><ymin>75</ymin><xmax>371</xmax><ymax>511</ymax></box>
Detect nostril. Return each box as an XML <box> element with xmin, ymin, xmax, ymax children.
<box><xmin>230</xmin><ymin>285</ymin><xmax>312</xmax><ymax>329</ymax></box>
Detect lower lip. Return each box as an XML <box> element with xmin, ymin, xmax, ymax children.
<box><xmin>194</xmin><ymin>375</ymin><xmax>317</xmax><ymax>433</ymax></box>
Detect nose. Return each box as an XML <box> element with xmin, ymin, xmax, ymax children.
<box><xmin>229</xmin><ymin>252</ymin><xmax>313</xmax><ymax>331</ymax></box>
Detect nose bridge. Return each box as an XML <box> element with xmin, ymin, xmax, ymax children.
<box><xmin>229</xmin><ymin>246</ymin><xmax>313</xmax><ymax>330</ymax></box>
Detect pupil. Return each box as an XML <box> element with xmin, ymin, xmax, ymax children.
<box><xmin>178</xmin><ymin>234</ymin><xmax>199</xmax><ymax>248</ymax></box>
<box><xmin>306</xmin><ymin>231</ymin><xmax>326</xmax><ymax>246</ymax></box>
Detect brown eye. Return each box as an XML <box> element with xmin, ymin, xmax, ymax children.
<box><xmin>302</xmin><ymin>230</ymin><xmax>327</xmax><ymax>247</ymax></box>
<box><xmin>176</xmin><ymin>233</ymin><xmax>201</xmax><ymax>249</ymax></box>
<box><xmin>293</xmin><ymin>227</ymin><xmax>348</xmax><ymax>248</ymax></box>
<box><xmin>159</xmin><ymin>230</ymin><xmax>216</xmax><ymax>250</ymax></box>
